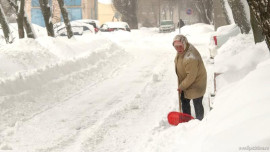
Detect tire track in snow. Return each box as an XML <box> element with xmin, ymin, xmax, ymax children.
<box><xmin>62</xmin><ymin>51</ymin><xmax>176</xmax><ymax>152</ymax></box>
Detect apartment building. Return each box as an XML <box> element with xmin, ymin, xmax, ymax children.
<box><xmin>137</xmin><ymin>0</ymin><xmax>200</xmax><ymax>27</ymax></box>
<box><xmin>25</xmin><ymin>0</ymin><xmax>98</xmax><ymax>27</ymax></box>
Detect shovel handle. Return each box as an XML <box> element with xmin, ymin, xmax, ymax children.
<box><xmin>178</xmin><ymin>92</ymin><xmax>182</xmax><ymax>113</ymax></box>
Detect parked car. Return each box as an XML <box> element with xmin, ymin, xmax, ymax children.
<box><xmin>100</xmin><ymin>22</ymin><xmax>131</xmax><ymax>32</ymax></box>
<box><xmin>55</xmin><ymin>21</ymin><xmax>94</xmax><ymax>36</ymax></box>
<box><xmin>74</xmin><ymin>19</ymin><xmax>100</xmax><ymax>33</ymax></box>
<box><xmin>159</xmin><ymin>20</ymin><xmax>175</xmax><ymax>33</ymax></box>
<box><xmin>208</xmin><ymin>24</ymin><xmax>241</xmax><ymax>58</ymax></box>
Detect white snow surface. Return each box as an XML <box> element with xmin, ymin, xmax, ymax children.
<box><xmin>0</xmin><ymin>24</ymin><xmax>270</xmax><ymax>152</ymax></box>
<box><xmin>103</xmin><ymin>22</ymin><xmax>130</xmax><ymax>28</ymax></box>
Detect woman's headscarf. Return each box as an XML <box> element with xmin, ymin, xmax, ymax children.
<box><xmin>173</xmin><ymin>35</ymin><xmax>189</xmax><ymax>50</ymax></box>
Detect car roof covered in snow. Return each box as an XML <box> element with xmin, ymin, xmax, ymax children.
<box><xmin>74</xmin><ymin>19</ymin><xmax>100</xmax><ymax>28</ymax></box>
<box><xmin>57</xmin><ymin>22</ymin><xmax>94</xmax><ymax>31</ymax></box>
<box><xmin>215</xmin><ymin>24</ymin><xmax>240</xmax><ymax>35</ymax></box>
<box><xmin>103</xmin><ymin>22</ymin><xmax>130</xmax><ymax>28</ymax></box>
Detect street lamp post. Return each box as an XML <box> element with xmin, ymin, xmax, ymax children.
<box><xmin>158</xmin><ymin>0</ymin><xmax>160</xmax><ymax>26</ymax></box>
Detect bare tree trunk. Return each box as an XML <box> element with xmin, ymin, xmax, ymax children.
<box><xmin>249</xmin><ymin>7</ymin><xmax>264</xmax><ymax>43</ymax></box>
<box><xmin>228</xmin><ymin>0</ymin><xmax>251</xmax><ymax>34</ymax></box>
<box><xmin>56</xmin><ymin>0</ymin><xmax>73</xmax><ymax>38</ymax></box>
<box><xmin>204</xmin><ymin>0</ymin><xmax>213</xmax><ymax>24</ymax></box>
<box><xmin>113</xmin><ymin>0</ymin><xmax>138</xmax><ymax>29</ymax></box>
<box><xmin>0</xmin><ymin>0</ymin><xmax>16</xmax><ymax>22</ymax></box>
<box><xmin>195</xmin><ymin>0</ymin><xmax>212</xmax><ymax>24</ymax></box>
<box><xmin>23</xmin><ymin>15</ymin><xmax>36</xmax><ymax>38</ymax></box>
<box><xmin>7</xmin><ymin>0</ymin><xmax>36</xmax><ymax>39</ymax></box>
<box><xmin>17</xmin><ymin>0</ymin><xmax>25</xmax><ymax>38</ymax></box>
<box><xmin>39</xmin><ymin>0</ymin><xmax>55</xmax><ymax>37</ymax></box>
<box><xmin>0</xmin><ymin>4</ymin><xmax>12</xmax><ymax>43</ymax></box>
<box><xmin>6</xmin><ymin>0</ymin><xmax>18</xmax><ymax>11</ymax></box>
<box><xmin>128</xmin><ymin>0</ymin><xmax>138</xmax><ymax>29</ymax></box>
<box><xmin>151</xmin><ymin>0</ymin><xmax>158</xmax><ymax>27</ymax></box>
<box><xmin>247</xmin><ymin>0</ymin><xmax>270</xmax><ymax>51</ymax></box>
<box><xmin>219</xmin><ymin>0</ymin><xmax>231</xmax><ymax>24</ymax></box>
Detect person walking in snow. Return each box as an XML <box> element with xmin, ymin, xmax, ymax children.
<box><xmin>177</xmin><ymin>19</ymin><xmax>185</xmax><ymax>28</ymax></box>
<box><xmin>173</xmin><ymin>35</ymin><xmax>207</xmax><ymax>120</ymax></box>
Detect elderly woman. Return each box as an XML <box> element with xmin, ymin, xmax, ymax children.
<box><xmin>173</xmin><ymin>35</ymin><xmax>207</xmax><ymax>120</ymax></box>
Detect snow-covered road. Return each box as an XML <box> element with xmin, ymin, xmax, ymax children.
<box><xmin>0</xmin><ymin>27</ymin><xmax>213</xmax><ymax>151</ymax></box>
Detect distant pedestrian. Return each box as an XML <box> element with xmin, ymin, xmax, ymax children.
<box><xmin>177</xmin><ymin>19</ymin><xmax>185</xmax><ymax>28</ymax></box>
<box><xmin>173</xmin><ymin>34</ymin><xmax>207</xmax><ymax>120</ymax></box>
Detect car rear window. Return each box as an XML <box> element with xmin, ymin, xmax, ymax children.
<box><xmin>161</xmin><ymin>21</ymin><xmax>173</xmax><ymax>25</ymax></box>
<box><xmin>88</xmin><ymin>22</ymin><xmax>97</xmax><ymax>28</ymax></box>
<box><xmin>83</xmin><ymin>26</ymin><xmax>90</xmax><ymax>31</ymax></box>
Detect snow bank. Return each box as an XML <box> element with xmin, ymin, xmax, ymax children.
<box><xmin>0</xmin><ymin>34</ymin><xmax>122</xmax><ymax>79</ymax></box>
<box><xmin>180</xmin><ymin>23</ymin><xmax>214</xmax><ymax>45</ymax></box>
<box><xmin>0</xmin><ymin>33</ymin><xmax>130</xmax><ymax>96</ymax></box>
<box><xmin>214</xmin><ymin>33</ymin><xmax>269</xmax><ymax>90</ymax></box>
<box><xmin>195</xmin><ymin>33</ymin><xmax>270</xmax><ymax>152</ymax></box>
<box><xmin>181</xmin><ymin>23</ymin><xmax>214</xmax><ymax>35</ymax></box>
<box><xmin>0</xmin><ymin>33</ymin><xmax>131</xmax><ymax>134</ymax></box>
<box><xmin>196</xmin><ymin>57</ymin><xmax>270</xmax><ymax>152</ymax></box>
<box><xmin>0</xmin><ymin>38</ymin><xmax>58</xmax><ymax>78</ymax></box>
<box><xmin>0</xmin><ymin>24</ymin><xmax>47</xmax><ymax>43</ymax></box>
<box><xmin>100</xmin><ymin>30</ymin><xmax>132</xmax><ymax>44</ymax></box>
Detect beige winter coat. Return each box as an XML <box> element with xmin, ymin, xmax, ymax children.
<box><xmin>174</xmin><ymin>43</ymin><xmax>207</xmax><ymax>99</ymax></box>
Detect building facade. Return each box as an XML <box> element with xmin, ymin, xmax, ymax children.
<box><xmin>25</xmin><ymin>0</ymin><xmax>98</xmax><ymax>27</ymax></box>
<box><xmin>97</xmin><ymin>2</ymin><xmax>115</xmax><ymax>25</ymax></box>
<box><xmin>137</xmin><ymin>0</ymin><xmax>200</xmax><ymax>27</ymax></box>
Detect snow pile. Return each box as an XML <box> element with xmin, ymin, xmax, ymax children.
<box><xmin>152</xmin><ymin>60</ymin><xmax>167</xmax><ymax>82</ymax></box>
<box><xmin>181</xmin><ymin>23</ymin><xmax>214</xmax><ymax>45</ymax></box>
<box><xmin>181</xmin><ymin>23</ymin><xmax>214</xmax><ymax>35</ymax></box>
<box><xmin>0</xmin><ymin>24</ymin><xmax>47</xmax><ymax>45</ymax></box>
<box><xmin>215</xmin><ymin>23</ymin><xmax>239</xmax><ymax>34</ymax></box>
<box><xmin>0</xmin><ymin>34</ymin><xmax>127</xmax><ymax>80</ymax></box>
<box><xmin>0</xmin><ymin>38</ymin><xmax>58</xmax><ymax>78</ymax></box>
<box><xmin>200</xmin><ymin>57</ymin><xmax>270</xmax><ymax>151</ymax></box>
<box><xmin>214</xmin><ymin>33</ymin><xmax>269</xmax><ymax>90</ymax></box>
<box><xmin>0</xmin><ymin>33</ymin><xmax>131</xmax><ymax>138</ymax></box>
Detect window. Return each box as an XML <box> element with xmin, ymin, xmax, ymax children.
<box><xmin>31</xmin><ymin>0</ymin><xmax>82</xmax><ymax>27</ymax></box>
<box><xmin>31</xmin><ymin>8</ymin><xmax>45</xmax><ymax>27</ymax></box>
<box><xmin>83</xmin><ymin>26</ymin><xmax>90</xmax><ymax>31</ymax></box>
<box><xmin>61</xmin><ymin>8</ymin><xmax>82</xmax><ymax>21</ymax></box>
<box><xmin>64</xmin><ymin>0</ymin><xmax>81</xmax><ymax>6</ymax></box>
<box><xmin>32</xmin><ymin>0</ymin><xmax>52</xmax><ymax>7</ymax></box>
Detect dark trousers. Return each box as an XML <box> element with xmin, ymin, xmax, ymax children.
<box><xmin>181</xmin><ymin>91</ymin><xmax>204</xmax><ymax>120</ymax></box>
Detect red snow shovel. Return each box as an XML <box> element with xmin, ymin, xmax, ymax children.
<box><xmin>168</xmin><ymin>92</ymin><xmax>194</xmax><ymax>126</ymax></box>
<box><xmin>167</xmin><ymin>111</ymin><xmax>194</xmax><ymax>126</ymax></box>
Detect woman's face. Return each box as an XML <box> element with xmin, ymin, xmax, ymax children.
<box><xmin>174</xmin><ymin>41</ymin><xmax>184</xmax><ymax>54</ymax></box>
